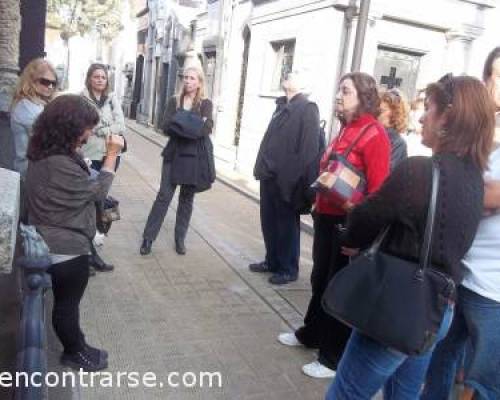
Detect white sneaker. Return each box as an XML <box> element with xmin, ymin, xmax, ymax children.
<box><xmin>93</xmin><ymin>232</ymin><xmax>105</xmax><ymax>247</ymax></box>
<box><xmin>302</xmin><ymin>360</ymin><xmax>336</xmax><ymax>379</ymax></box>
<box><xmin>278</xmin><ymin>332</ymin><xmax>302</xmax><ymax>347</ymax></box>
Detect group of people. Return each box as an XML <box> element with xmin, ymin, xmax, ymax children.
<box><xmin>9</xmin><ymin>58</ymin><xmax>214</xmax><ymax>373</ymax></box>
<box><xmin>10</xmin><ymin>58</ymin><xmax>126</xmax><ymax>371</ymax></box>
<box><xmin>7</xmin><ymin>44</ymin><xmax>500</xmax><ymax>399</ymax></box>
<box><xmin>248</xmin><ymin>48</ymin><xmax>500</xmax><ymax>399</ymax></box>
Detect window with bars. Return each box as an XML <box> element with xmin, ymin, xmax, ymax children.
<box><xmin>270</xmin><ymin>39</ymin><xmax>295</xmax><ymax>91</ymax></box>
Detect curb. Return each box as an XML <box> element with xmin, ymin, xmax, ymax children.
<box><xmin>126</xmin><ymin>121</ymin><xmax>314</xmax><ymax>235</ymax></box>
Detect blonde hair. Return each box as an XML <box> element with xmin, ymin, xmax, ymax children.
<box><xmin>177</xmin><ymin>66</ymin><xmax>207</xmax><ymax>108</ymax></box>
<box><xmin>380</xmin><ymin>89</ymin><xmax>410</xmax><ymax>134</ymax></box>
<box><xmin>12</xmin><ymin>58</ymin><xmax>57</xmax><ymax>106</ymax></box>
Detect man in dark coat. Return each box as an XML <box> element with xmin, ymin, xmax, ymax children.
<box><xmin>250</xmin><ymin>70</ymin><xmax>322</xmax><ymax>285</ymax></box>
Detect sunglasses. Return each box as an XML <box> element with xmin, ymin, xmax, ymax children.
<box><xmin>37</xmin><ymin>78</ymin><xmax>57</xmax><ymax>88</ymax></box>
<box><xmin>438</xmin><ymin>73</ymin><xmax>454</xmax><ymax>105</ymax></box>
<box><xmin>384</xmin><ymin>89</ymin><xmax>401</xmax><ymax>104</ymax></box>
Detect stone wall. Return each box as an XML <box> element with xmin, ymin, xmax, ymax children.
<box><xmin>0</xmin><ymin>0</ymin><xmax>21</xmax><ymax>113</ymax></box>
<box><xmin>0</xmin><ymin>168</ymin><xmax>20</xmax><ymax>274</ymax></box>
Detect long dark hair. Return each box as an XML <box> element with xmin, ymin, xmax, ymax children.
<box><xmin>28</xmin><ymin>95</ymin><xmax>99</xmax><ymax>161</ymax></box>
<box><xmin>425</xmin><ymin>75</ymin><xmax>495</xmax><ymax>171</ymax></box>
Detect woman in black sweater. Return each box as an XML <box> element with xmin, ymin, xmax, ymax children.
<box><xmin>325</xmin><ymin>75</ymin><xmax>495</xmax><ymax>399</ymax></box>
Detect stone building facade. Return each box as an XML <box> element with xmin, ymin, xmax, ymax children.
<box><xmin>189</xmin><ymin>0</ymin><xmax>500</xmax><ymax>178</ymax></box>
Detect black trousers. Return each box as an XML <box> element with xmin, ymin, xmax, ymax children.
<box><xmin>143</xmin><ymin>161</ymin><xmax>195</xmax><ymax>243</ymax></box>
<box><xmin>260</xmin><ymin>179</ymin><xmax>300</xmax><ymax>277</ymax></box>
<box><xmin>295</xmin><ymin>214</ymin><xmax>352</xmax><ymax>369</ymax></box>
<box><xmin>48</xmin><ymin>256</ymin><xmax>90</xmax><ymax>354</ymax></box>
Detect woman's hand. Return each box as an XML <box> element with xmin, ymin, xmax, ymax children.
<box><xmin>106</xmin><ymin>134</ymin><xmax>124</xmax><ymax>156</ymax></box>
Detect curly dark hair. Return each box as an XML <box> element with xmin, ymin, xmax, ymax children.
<box><xmin>28</xmin><ymin>94</ymin><xmax>99</xmax><ymax>161</ymax></box>
<box><xmin>340</xmin><ymin>72</ymin><xmax>381</xmax><ymax>120</ymax></box>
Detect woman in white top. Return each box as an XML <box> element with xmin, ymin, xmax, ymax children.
<box><xmin>423</xmin><ymin>46</ymin><xmax>500</xmax><ymax>400</ymax></box>
<box><xmin>81</xmin><ymin>63</ymin><xmax>125</xmax><ymax>171</ymax></box>
<box><xmin>81</xmin><ymin>63</ymin><xmax>125</xmax><ymax>273</ymax></box>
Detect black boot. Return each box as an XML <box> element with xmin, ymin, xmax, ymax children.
<box><xmin>89</xmin><ymin>253</ymin><xmax>114</xmax><ymax>272</ymax></box>
<box><xmin>140</xmin><ymin>239</ymin><xmax>152</xmax><ymax>255</ymax></box>
<box><xmin>175</xmin><ymin>239</ymin><xmax>186</xmax><ymax>255</ymax></box>
<box><xmin>60</xmin><ymin>349</ymin><xmax>108</xmax><ymax>372</ymax></box>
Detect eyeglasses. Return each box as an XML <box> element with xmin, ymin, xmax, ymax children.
<box><xmin>37</xmin><ymin>78</ymin><xmax>57</xmax><ymax>89</ymax></box>
<box><xmin>438</xmin><ymin>73</ymin><xmax>454</xmax><ymax>105</ymax></box>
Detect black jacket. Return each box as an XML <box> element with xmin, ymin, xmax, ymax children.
<box><xmin>343</xmin><ymin>155</ymin><xmax>484</xmax><ymax>285</ymax></box>
<box><xmin>161</xmin><ymin>96</ymin><xmax>215</xmax><ymax>192</ymax></box>
<box><xmin>254</xmin><ymin>93</ymin><xmax>321</xmax><ymax>211</ymax></box>
<box><xmin>386</xmin><ymin>127</ymin><xmax>408</xmax><ymax>171</ymax></box>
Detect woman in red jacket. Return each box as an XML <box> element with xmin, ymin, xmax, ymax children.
<box><xmin>278</xmin><ymin>72</ymin><xmax>391</xmax><ymax>378</ymax></box>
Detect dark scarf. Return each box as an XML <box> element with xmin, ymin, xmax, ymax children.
<box><xmin>89</xmin><ymin>91</ymin><xmax>107</xmax><ymax>109</ymax></box>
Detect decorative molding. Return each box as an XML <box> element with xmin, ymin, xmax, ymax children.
<box><xmin>458</xmin><ymin>0</ymin><xmax>496</xmax><ymax>8</ymax></box>
<box><xmin>446</xmin><ymin>23</ymin><xmax>484</xmax><ymax>42</ymax></box>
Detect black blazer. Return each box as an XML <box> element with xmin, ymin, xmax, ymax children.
<box><xmin>161</xmin><ymin>96</ymin><xmax>215</xmax><ymax>191</ymax></box>
<box><xmin>254</xmin><ymin>93</ymin><xmax>322</xmax><ymax>209</ymax></box>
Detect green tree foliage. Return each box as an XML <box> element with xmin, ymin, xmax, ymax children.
<box><xmin>47</xmin><ymin>0</ymin><xmax>124</xmax><ymax>41</ymax></box>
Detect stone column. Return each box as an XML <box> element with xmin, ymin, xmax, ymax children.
<box><xmin>0</xmin><ymin>0</ymin><xmax>21</xmax><ymax>113</ymax></box>
<box><xmin>0</xmin><ymin>168</ymin><xmax>20</xmax><ymax>274</ymax></box>
<box><xmin>445</xmin><ymin>25</ymin><xmax>483</xmax><ymax>75</ymax></box>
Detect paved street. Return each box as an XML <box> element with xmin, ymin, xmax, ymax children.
<box><xmin>46</xmin><ymin>126</ymin><xmax>330</xmax><ymax>400</ymax></box>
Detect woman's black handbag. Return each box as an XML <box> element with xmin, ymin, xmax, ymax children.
<box><xmin>321</xmin><ymin>161</ymin><xmax>456</xmax><ymax>355</ymax></box>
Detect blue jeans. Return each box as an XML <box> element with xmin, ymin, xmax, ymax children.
<box><xmin>423</xmin><ymin>286</ymin><xmax>500</xmax><ymax>400</ymax></box>
<box><xmin>325</xmin><ymin>304</ymin><xmax>454</xmax><ymax>400</ymax></box>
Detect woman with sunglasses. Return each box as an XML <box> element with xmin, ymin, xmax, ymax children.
<box><xmin>325</xmin><ymin>75</ymin><xmax>494</xmax><ymax>399</ymax></box>
<box><xmin>379</xmin><ymin>88</ymin><xmax>409</xmax><ymax>170</ymax></box>
<box><xmin>11</xmin><ymin>58</ymin><xmax>58</xmax><ymax>178</ymax></box>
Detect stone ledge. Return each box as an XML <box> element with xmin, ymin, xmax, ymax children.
<box><xmin>0</xmin><ymin>168</ymin><xmax>20</xmax><ymax>274</ymax></box>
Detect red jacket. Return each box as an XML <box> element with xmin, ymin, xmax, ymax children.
<box><xmin>315</xmin><ymin>113</ymin><xmax>391</xmax><ymax>216</ymax></box>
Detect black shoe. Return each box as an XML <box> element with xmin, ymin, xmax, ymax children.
<box><xmin>89</xmin><ymin>266</ymin><xmax>96</xmax><ymax>277</ymax></box>
<box><xmin>60</xmin><ymin>349</ymin><xmax>108</xmax><ymax>372</ymax></box>
<box><xmin>140</xmin><ymin>239</ymin><xmax>152</xmax><ymax>255</ymax></box>
<box><xmin>89</xmin><ymin>254</ymin><xmax>114</xmax><ymax>272</ymax></box>
<box><xmin>268</xmin><ymin>273</ymin><xmax>298</xmax><ymax>285</ymax></box>
<box><xmin>249</xmin><ymin>261</ymin><xmax>272</xmax><ymax>273</ymax></box>
<box><xmin>84</xmin><ymin>343</ymin><xmax>108</xmax><ymax>361</ymax></box>
<box><xmin>175</xmin><ymin>240</ymin><xmax>186</xmax><ymax>255</ymax></box>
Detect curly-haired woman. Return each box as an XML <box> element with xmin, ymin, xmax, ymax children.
<box><xmin>10</xmin><ymin>58</ymin><xmax>57</xmax><ymax>178</ymax></box>
<box><xmin>25</xmin><ymin>94</ymin><xmax>124</xmax><ymax>371</ymax></box>
<box><xmin>379</xmin><ymin>88</ymin><xmax>409</xmax><ymax>170</ymax></box>
<box><xmin>278</xmin><ymin>72</ymin><xmax>391</xmax><ymax>378</ymax></box>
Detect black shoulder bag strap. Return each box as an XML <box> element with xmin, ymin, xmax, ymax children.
<box><xmin>367</xmin><ymin>160</ymin><xmax>440</xmax><ymax>267</ymax></box>
<box><xmin>419</xmin><ymin>160</ymin><xmax>440</xmax><ymax>272</ymax></box>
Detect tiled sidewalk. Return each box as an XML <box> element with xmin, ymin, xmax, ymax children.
<box><xmin>46</xmin><ymin>126</ymin><xmax>328</xmax><ymax>399</ymax></box>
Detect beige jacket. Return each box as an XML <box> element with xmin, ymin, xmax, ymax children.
<box><xmin>81</xmin><ymin>89</ymin><xmax>125</xmax><ymax>160</ymax></box>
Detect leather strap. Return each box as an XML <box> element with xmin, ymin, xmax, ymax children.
<box><xmin>420</xmin><ymin>160</ymin><xmax>440</xmax><ymax>270</ymax></box>
<box><xmin>367</xmin><ymin>160</ymin><xmax>440</xmax><ymax>269</ymax></box>
<box><xmin>342</xmin><ymin>123</ymin><xmax>376</xmax><ymax>157</ymax></box>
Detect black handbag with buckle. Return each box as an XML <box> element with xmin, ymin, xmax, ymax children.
<box><xmin>321</xmin><ymin>161</ymin><xmax>455</xmax><ymax>355</ymax></box>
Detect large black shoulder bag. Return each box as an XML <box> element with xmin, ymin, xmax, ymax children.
<box><xmin>321</xmin><ymin>161</ymin><xmax>455</xmax><ymax>355</ymax></box>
